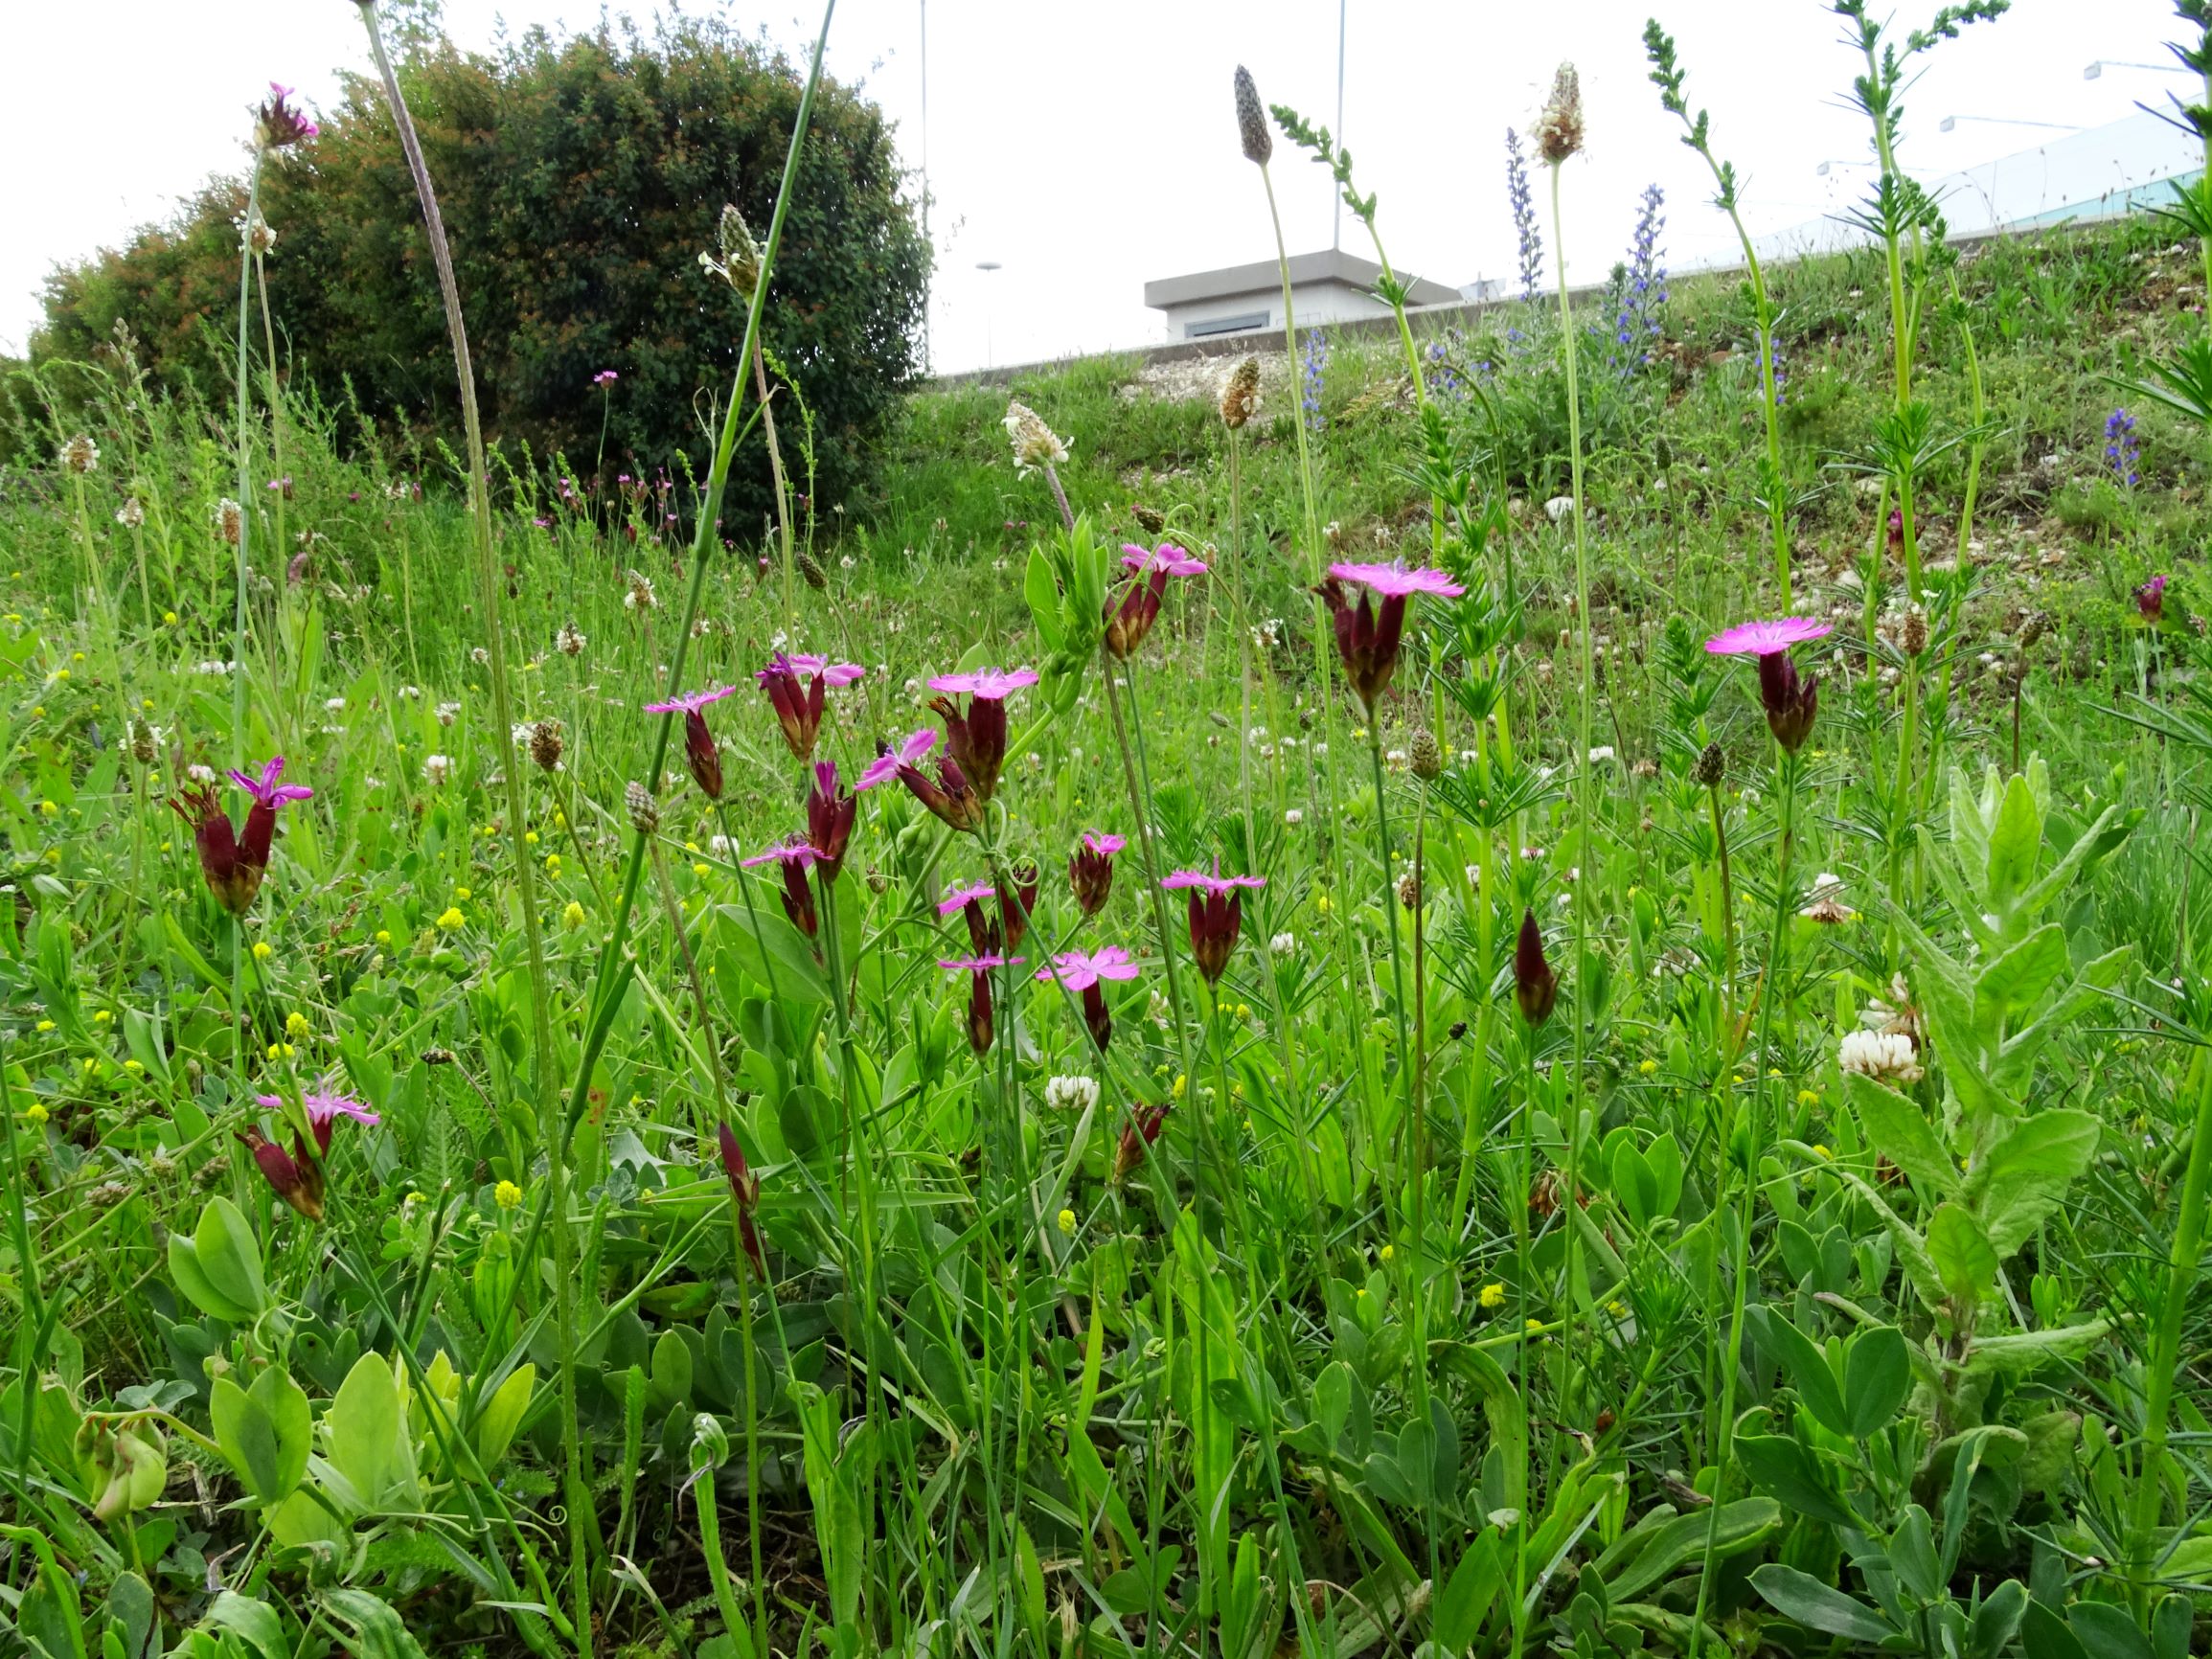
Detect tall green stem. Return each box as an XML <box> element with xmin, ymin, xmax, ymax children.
<box><xmin>354</xmin><ymin>8</ymin><xmax>583</xmax><ymax>1645</ymax></box>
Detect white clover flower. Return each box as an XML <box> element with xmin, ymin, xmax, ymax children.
<box><xmin>1588</xmin><ymin>745</ymin><xmax>1615</xmax><ymax>763</ymax></box>
<box><xmin>399</xmin><ymin>684</ymin><xmax>422</xmax><ymax>700</ymax></box>
<box><xmin>193</xmin><ymin>659</ymin><xmax>238</xmax><ymax>676</ymax></box>
<box><xmin>1285</xmin><ymin>808</ymin><xmax>1304</xmax><ymax>826</ymax></box>
<box><xmin>115</xmin><ymin>497</ymin><xmax>144</xmax><ymax>529</ymax></box>
<box><xmin>187</xmin><ymin>763</ymin><xmax>217</xmax><ymax>784</ymax></box>
<box><xmin>557</xmin><ymin>623</ymin><xmax>587</xmax><ymax>656</ymax></box>
<box><xmin>324</xmin><ymin>696</ymin><xmax>347</xmax><ymax>712</ymax></box>
<box><xmin>1838</xmin><ymin>1029</ymin><xmax>1923</xmax><ymax>1086</ymax></box>
<box><xmin>1269</xmin><ymin>931</ymin><xmax>1297</xmax><ymax>957</ymax></box>
<box><xmin>1465</xmin><ymin>865</ymin><xmax>1481</xmax><ymax>886</ymax></box>
<box><xmin>422</xmin><ymin>753</ymin><xmax>454</xmax><ymax>786</ymax></box>
<box><xmin>1043</xmin><ymin>1075</ymin><xmax>1101</xmax><ymax>1114</ymax></box>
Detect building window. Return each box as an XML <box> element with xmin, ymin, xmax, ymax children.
<box><xmin>1186</xmin><ymin>309</ymin><xmax>1269</xmax><ymax>339</ymax></box>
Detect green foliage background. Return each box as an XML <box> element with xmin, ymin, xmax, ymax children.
<box><xmin>32</xmin><ymin>13</ymin><xmax>930</xmax><ymax>526</ymax></box>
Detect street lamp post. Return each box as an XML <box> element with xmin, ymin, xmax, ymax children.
<box><xmin>1938</xmin><ymin>114</ymin><xmax>2083</xmax><ymax>134</ymax></box>
<box><xmin>2085</xmin><ymin>59</ymin><xmax>2191</xmax><ymax>80</ymax></box>
<box><xmin>975</xmin><ymin>261</ymin><xmax>1002</xmax><ymax>371</ymax></box>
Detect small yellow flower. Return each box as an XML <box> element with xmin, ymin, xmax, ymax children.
<box><xmin>436</xmin><ymin>907</ymin><xmax>466</xmax><ymax>930</ymax></box>
<box><xmin>1356</xmin><ymin>1287</ymin><xmax>1368</xmax><ymax>1299</ymax></box>
<box><xmin>34</xmin><ymin>1019</ymin><xmax>55</xmax><ymax>1034</ymax></box>
<box><xmin>23</xmin><ymin>1102</ymin><xmax>48</xmax><ymax>1126</ymax></box>
<box><xmin>1379</xmin><ymin>1243</ymin><xmax>1395</xmax><ymax>1263</ymax></box>
<box><xmin>1767</xmin><ymin>1067</ymin><xmax>1782</xmax><ymax>1079</ymax></box>
<box><xmin>251</xmin><ymin>941</ymin><xmax>273</xmax><ymax>962</ymax></box>
<box><xmin>123</xmin><ymin>1059</ymin><xmax>143</xmax><ymax>1073</ymax></box>
<box><xmin>1813</xmin><ymin>1145</ymin><xmax>1834</xmax><ymax>1160</ymax></box>
<box><xmin>1235</xmin><ymin>1002</ymin><xmax>1251</xmax><ymax>1020</ymax></box>
<box><xmin>1172</xmin><ymin>1073</ymin><xmax>1187</xmax><ymax>1100</ymax></box>
<box><xmin>267</xmin><ymin>1044</ymin><xmax>282</xmax><ymax>1060</ymax></box>
<box><xmin>71</xmin><ymin>651</ymin><xmax>83</xmax><ymax>663</ymax></box>
<box><xmin>285</xmin><ymin>1011</ymin><xmax>309</xmax><ymax>1038</ymax></box>
<box><xmin>31</xmin><ymin>707</ymin><xmax>44</xmax><ymax>718</ymax></box>
<box><xmin>1798</xmin><ymin>1089</ymin><xmax>1822</xmax><ymax>1108</ymax></box>
<box><xmin>524</xmin><ymin>830</ymin><xmax>539</xmax><ymax>845</ymax></box>
<box><xmin>141</xmin><ymin>698</ymin><xmax>154</xmax><ymax>711</ymax></box>
<box><xmin>376</xmin><ymin>929</ymin><xmax>392</xmax><ymax>945</ymax></box>
<box><xmin>1315</xmin><ymin>893</ymin><xmax>1334</xmax><ymax>915</ymax></box>
<box><xmin>545</xmin><ymin>853</ymin><xmax>561</xmax><ymax>872</ymax></box>
<box><xmin>563</xmin><ymin>900</ymin><xmax>586</xmax><ymax>928</ymax></box>
<box><xmin>1526</xmin><ymin>1317</ymin><xmax>1545</xmax><ymax>1332</ymax></box>
<box><xmin>495</xmin><ymin>1179</ymin><xmax>523</xmax><ymax>1211</ymax></box>
<box><xmin>692</xmin><ymin>861</ymin><xmax>711</xmax><ymax>877</ymax></box>
<box><xmin>455</xmin><ymin>886</ymin><xmax>472</xmax><ymax>900</ymax></box>
<box><xmin>93</xmin><ymin>1010</ymin><xmax>111</xmax><ymax>1024</ymax></box>
<box><xmin>1057</xmin><ymin>1208</ymin><xmax>1076</xmax><ymax>1235</ymax></box>
<box><xmin>553</xmin><ymin>809</ymin><xmax>567</xmax><ymax>828</ymax></box>
<box><xmin>54</xmin><ymin>669</ymin><xmax>68</xmax><ymax>681</ymax></box>
<box><xmin>38</xmin><ymin>800</ymin><xmax>57</xmax><ymax>817</ymax></box>
<box><xmin>1479</xmin><ymin>1282</ymin><xmax>1506</xmax><ymax>1309</ymax></box>
<box><xmin>684</xmin><ymin>841</ymin><xmax>699</xmax><ymax>853</ymax></box>
<box><xmin>163</xmin><ymin>611</ymin><xmax>178</xmax><ymax>625</ymax></box>
<box><xmin>1608</xmin><ymin>1299</ymin><xmax>1630</xmax><ymax>1318</ymax></box>
<box><xmin>1637</xmin><ymin>1058</ymin><xmax>1657</xmax><ymax>1076</ymax></box>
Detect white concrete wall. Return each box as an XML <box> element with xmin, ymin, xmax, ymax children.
<box><xmin>1164</xmin><ymin>279</ymin><xmax>1400</xmax><ymax>338</ymax></box>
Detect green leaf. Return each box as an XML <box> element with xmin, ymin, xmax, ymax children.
<box><xmin>1610</xmin><ymin>1140</ymin><xmax>1659</xmax><ymax>1228</ymax></box>
<box><xmin>1992</xmin><ymin>946</ymin><xmax>2132</xmax><ymax>1094</ymax></box>
<box><xmin>715</xmin><ymin>904</ymin><xmax>829</xmax><ymax>1003</ymax></box>
<box><xmin>325</xmin><ymin>1352</ymin><xmax>403</xmax><ymax>1511</ymax></box>
<box><xmin>1023</xmin><ymin>545</ymin><xmax>1064</xmax><ymax>652</ymax></box>
<box><xmin>192</xmin><ymin>1198</ymin><xmax>267</xmax><ymax>1321</ymax></box>
<box><xmin>1601</xmin><ymin>1499</ymin><xmax>1778</xmax><ymax>1602</ymax></box>
<box><xmin>472</xmin><ymin>1364</ymin><xmax>536</xmax><ymax>1466</ymax></box>
<box><xmin>1731</xmin><ymin>1434</ymin><xmax>1856</xmax><ymax>1529</ymax></box>
<box><xmin>1927</xmin><ymin>1203</ymin><xmax>1998</xmax><ymax>1304</ymax></box>
<box><xmin>1841</xmin><ymin>1327</ymin><xmax>1911</xmax><ymax>1439</ymax></box>
<box><xmin>1971</xmin><ymin>1109</ymin><xmax>2101</xmax><ymax>1258</ymax></box>
<box><xmin>209</xmin><ymin>1366</ymin><xmax>310</xmax><ymax>1508</ymax></box>
<box><xmin>1964</xmin><ymin>1320</ymin><xmax>2110</xmax><ymax>1375</ymax></box>
<box><xmin>1745</xmin><ymin>1308</ymin><xmax>1847</xmax><ymax>1440</ymax></box>
<box><xmin>320</xmin><ymin>1590</ymin><xmax>429</xmax><ymax>1659</ymax></box>
<box><xmin>1970</xmin><ymin>1579</ymin><xmax>2030</xmax><ymax>1659</ymax></box>
<box><xmin>201</xmin><ymin>1592</ymin><xmax>289</xmax><ymax>1659</ymax></box>
<box><xmin>1833</xmin><ymin>1170</ymin><xmax>1947</xmax><ymax>1310</ymax></box>
<box><xmin>2065</xmin><ymin>1602</ymin><xmax>2154</xmax><ymax>1659</ymax></box>
<box><xmin>1845</xmin><ymin>1073</ymin><xmax>1958</xmax><ymax>1194</ymax></box>
<box><xmin>2016</xmin><ymin>801</ymin><xmax>2134</xmax><ymax>920</ymax></box>
<box><xmin>1948</xmin><ymin>767</ymin><xmax>1992</xmax><ymax>896</ymax></box>
<box><xmin>1984</xmin><ymin>770</ymin><xmax>2042</xmax><ymax>919</ymax></box>
<box><xmin>2020</xmin><ymin>1599</ymin><xmax>2089</xmax><ymax>1659</ymax></box>
<box><xmin>1750</xmin><ymin>1564</ymin><xmax>1896</xmax><ymax>1642</ymax></box>
<box><xmin>1973</xmin><ymin>923</ymin><xmax>2068</xmax><ymax>1038</ymax></box>
<box><xmin>1432</xmin><ymin>1530</ymin><xmax>1504</xmax><ymax>1652</ymax></box>
<box><xmin>168</xmin><ymin>1233</ymin><xmax>252</xmax><ymax>1325</ymax></box>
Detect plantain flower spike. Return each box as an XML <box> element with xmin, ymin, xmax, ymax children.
<box><xmin>1233</xmin><ymin>66</ymin><xmax>1272</xmax><ymax>166</ymax></box>
<box><xmin>1220</xmin><ymin>355</ymin><xmax>1261</xmax><ymax>430</ymax></box>
<box><xmin>1536</xmin><ymin>63</ymin><xmax>1585</xmax><ymax>165</ymax></box>
<box><xmin>699</xmin><ymin>202</ymin><xmax>764</xmax><ymax>295</ymax></box>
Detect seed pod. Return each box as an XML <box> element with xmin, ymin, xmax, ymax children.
<box><xmin>1220</xmin><ymin>355</ymin><xmax>1262</xmax><ymax>430</ymax></box>
<box><xmin>1409</xmin><ymin>727</ymin><xmax>1444</xmax><ymax>780</ymax></box>
<box><xmin>1232</xmin><ymin>66</ymin><xmax>1272</xmax><ymax>167</ymax></box>
<box><xmin>530</xmin><ymin>718</ymin><xmax>564</xmax><ymax>773</ymax></box>
<box><xmin>625</xmin><ymin>781</ymin><xmax>659</xmax><ymax>834</ymax></box>
<box><xmin>1693</xmin><ymin>741</ymin><xmax>1725</xmax><ymax>789</ymax></box>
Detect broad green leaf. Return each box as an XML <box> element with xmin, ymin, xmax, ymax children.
<box><xmin>2065</xmin><ymin>1602</ymin><xmax>2154</xmax><ymax>1659</ymax></box>
<box><xmin>193</xmin><ymin>1198</ymin><xmax>267</xmax><ymax>1320</ymax></box>
<box><xmin>1751</xmin><ymin>1564</ymin><xmax>1897</xmax><ymax>1642</ymax></box>
<box><xmin>209</xmin><ymin>1366</ymin><xmax>310</xmax><ymax>1508</ymax></box>
<box><xmin>2016</xmin><ymin>801</ymin><xmax>2135</xmax><ymax>921</ymax></box>
<box><xmin>1973</xmin><ymin>924</ymin><xmax>2068</xmax><ymax>1039</ymax></box>
<box><xmin>320</xmin><ymin>1590</ymin><xmax>429</xmax><ymax>1659</ymax></box>
<box><xmin>1970</xmin><ymin>1579</ymin><xmax>2030</xmax><ymax>1659</ymax></box>
<box><xmin>1644</xmin><ymin>1131</ymin><xmax>1684</xmax><ymax>1218</ymax></box>
<box><xmin>1949</xmin><ymin>767</ymin><xmax>1992</xmax><ymax>897</ymax></box>
<box><xmin>1972</xmin><ymin>1109</ymin><xmax>2102</xmax><ymax>1258</ymax></box>
<box><xmin>1833</xmin><ymin>1170</ymin><xmax>1946</xmax><ymax>1310</ymax></box>
<box><xmin>1984</xmin><ymin>770</ymin><xmax>2043</xmax><ymax>920</ymax></box>
<box><xmin>1963</xmin><ymin>1320</ymin><xmax>2110</xmax><ymax>1376</ymax></box>
<box><xmin>714</xmin><ymin>904</ymin><xmax>829</xmax><ymax>1003</ymax></box>
<box><xmin>1601</xmin><ymin>1498</ymin><xmax>1778</xmax><ymax>1602</ymax></box>
<box><xmin>325</xmin><ymin>1352</ymin><xmax>403</xmax><ymax>1511</ymax></box>
<box><xmin>1916</xmin><ymin>965</ymin><xmax>2006</xmax><ymax>1119</ymax></box>
<box><xmin>1841</xmin><ymin>1327</ymin><xmax>1911</xmax><ymax>1439</ymax></box>
<box><xmin>1745</xmin><ymin>1308</ymin><xmax>1847</xmax><ymax>1440</ymax></box>
<box><xmin>1992</xmin><ymin>946</ymin><xmax>2132</xmax><ymax>1093</ymax></box>
<box><xmin>1731</xmin><ymin>1434</ymin><xmax>1856</xmax><ymax>1529</ymax></box>
<box><xmin>2020</xmin><ymin>1599</ymin><xmax>2089</xmax><ymax>1659</ymax></box>
<box><xmin>202</xmin><ymin>1592</ymin><xmax>289</xmax><ymax>1659</ymax></box>
<box><xmin>1023</xmin><ymin>545</ymin><xmax>1063</xmax><ymax>652</ymax></box>
<box><xmin>1611</xmin><ymin>1140</ymin><xmax>1659</xmax><ymax>1228</ymax></box>
<box><xmin>1927</xmin><ymin>1203</ymin><xmax>1999</xmax><ymax>1304</ymax></box>
<box><xmin>1432</xmin><ymin>1529</ymin><xmax>1504</xmax><ymax>1651</ymax></box>
<box><xmin>1845</xmin><ymin>1074</ymin><xmax>1957</xmax><ymax>1195</ymax></box>
<box><xmin>473</xmin><ymin>1364</ymin><xmax>536</xmax><ymax>1466</ymax></box>
<box><xmin>168</xmin><ymin>1233</ymin><xmax>253</xmax><ymax>1326</ymax></box>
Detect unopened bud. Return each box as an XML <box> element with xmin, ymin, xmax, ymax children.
<box><xmin>1693</xmin><ymin>742</ymin><xmax>1725</xmax><ymax>789</ymax></box>
<box><xmin>798</xmin><ymin>548</ymin><xmax>829</xmax><ymax>591</ymax></box>
<box><xmin>1232</xmin><ymin>66</ymin><xmax>1272</xmax><ymax>166</ymax></box>
<box><xmin>626</xmin><ymin>781</ymin><xmax>659</xmax><ymax>835</ymax></box>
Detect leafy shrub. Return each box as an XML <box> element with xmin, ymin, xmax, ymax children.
<box><xmin>33</xmin><ymin>12</ymin><xmax>929</xmax><ymax>526</ymax></box>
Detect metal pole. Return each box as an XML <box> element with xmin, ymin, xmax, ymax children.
<box><xmin>920</xmin><ymin>0</ymin><xmax>930</xmax><ymax>371</ymax></box>
<box><xmin>1333</xmin><ymin>0</ymin><xmax>1346</xmax><ymax>251</ymax></box>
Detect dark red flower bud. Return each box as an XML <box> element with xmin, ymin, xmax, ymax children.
<box><xmin>902</xmin><ymin>755</ymin><xmax>987</xmax><ymax>834</ymax></box>
<box><xmin>239</xmin><ymin>1125</ymin><xmax>324</xmax><ymax>1221</ymax></box>
<box><xmin>717</xmin><ymin>1123</ymin><xmax>766</xmax><ymax>1277</ymax></box>
<box><xmin>172</xmin><ymin>784</ymin><xmax>260</xmax><ymax>915</ymax></box>
<box><xmin>2137</xmin><ymin>574</ymin><xmax>2169</xmax><ymax>624</ymax></box>
<box><xmin>931</xmin><ymin>693</ymin><xmax>1011</xmax><ymax>804</ymax></box>
<box><xmin>966</xmin><ymin>968</ymin><xmax>995</xmax><ymax>1056</ymax></box>
<box><xmin>807</xmin><ymin>762</ymin><xmax>855</xmax><ymax>880</ymax></box>
<box><xmin>1755</xmin><ymin>649</ymin><xmax>1819</xmax><ymax>754</ymax></box>
<box><xmin>1083</xmin><ymin>981</ymin><xmax>1114</xmax><ymax>1052</ymax></box>
<box><xmin>1103</xmin><ymin>568</ymin><xmax>1168</xmax><ymax>660</ymax></box>
<box><xmin>1316</xmin><ymin>578</ymin><xmax>1408</xmax><ymax>715</ymax></box>
<box><xmin>1112</xmin><ymin>1102</ymin><xmax>1172</xmax><ymax>1183</ymax></box>
<box><xmin>1515</xmin><ymin>909</ymin><xmax>1557</xmax><ymax>1029</ymax></box>
<box><xmin>1069</xmin><ymin>831</ymin><xmax>1123</xmax><ymax>917</ymax></box>
<box><xmin>1002</xmin><ymin>859</ymin><xmax>1041</xmax><ymax>954</ymax></box>
<box><xmin>778</xmin><ymin>857</ymin><xmax>818</xmax><ymax>939</ymax></box>
<box><xmin>682</xmin><ymin>709</ymin><xmax>724</xmax><ymax>800</ymax></box>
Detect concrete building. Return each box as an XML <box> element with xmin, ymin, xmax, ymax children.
<box><xmin>1143</xmin><ymin>248</ymin><xmax>1460</xmax><ymax>341</ymax></box>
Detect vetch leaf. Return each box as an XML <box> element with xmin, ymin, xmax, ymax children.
<box><xmin>1751</xmin><ymin>1564</ymin><xmax>1897</xmax><ymax>1642</ymax></box>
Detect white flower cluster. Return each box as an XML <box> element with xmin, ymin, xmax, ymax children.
<box><xmin>1838</xmin><ymin>1030</ymin><xmax>1923</xmax><ymax>1086</ymax></box>
<box><xmin>422</xmin><ymin>753</ymin><xmax>454</xmax><ymax>786</ymax></box>
<box><xmin>1043</xmin><ymin>1075</ymin><xmax>1101</xmax><ymax>1114</ymax></box>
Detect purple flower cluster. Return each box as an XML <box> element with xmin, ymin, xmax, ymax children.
<box><xmin>1301</xmin><ymin>328</ymin><xmax>1330</xmax><ymax>432</ymax></box>
<box><xmin>1610</xmin><ymin>184</ymin><xmax>1668</xmax><ymax>373</ymax></box>
<box><xmin>2106</xmin><ymin>407</ymin><xmax>2140</xmax><ymax>489</ymax></box>
<box><xmin>1506</xmin><ymin>128</ymin><xmax>1543</xmax><ymax>304</ymax></box>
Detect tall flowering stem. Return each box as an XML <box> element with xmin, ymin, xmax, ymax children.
<box><xmin>353</xmin><ymin>4</ymin><xmax>580</xmax><ymax>1640</ymax></box>
<box><xmin>1546</xmin><ymin>123</ymin><xmax>1599</xmax><ymax>1434</ymax></box>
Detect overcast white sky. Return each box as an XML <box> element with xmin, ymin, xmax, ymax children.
<box><xmin>0</xmin><ymin>0</ymin><xmax>2188</xmax><ymax>373</ymax></box>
